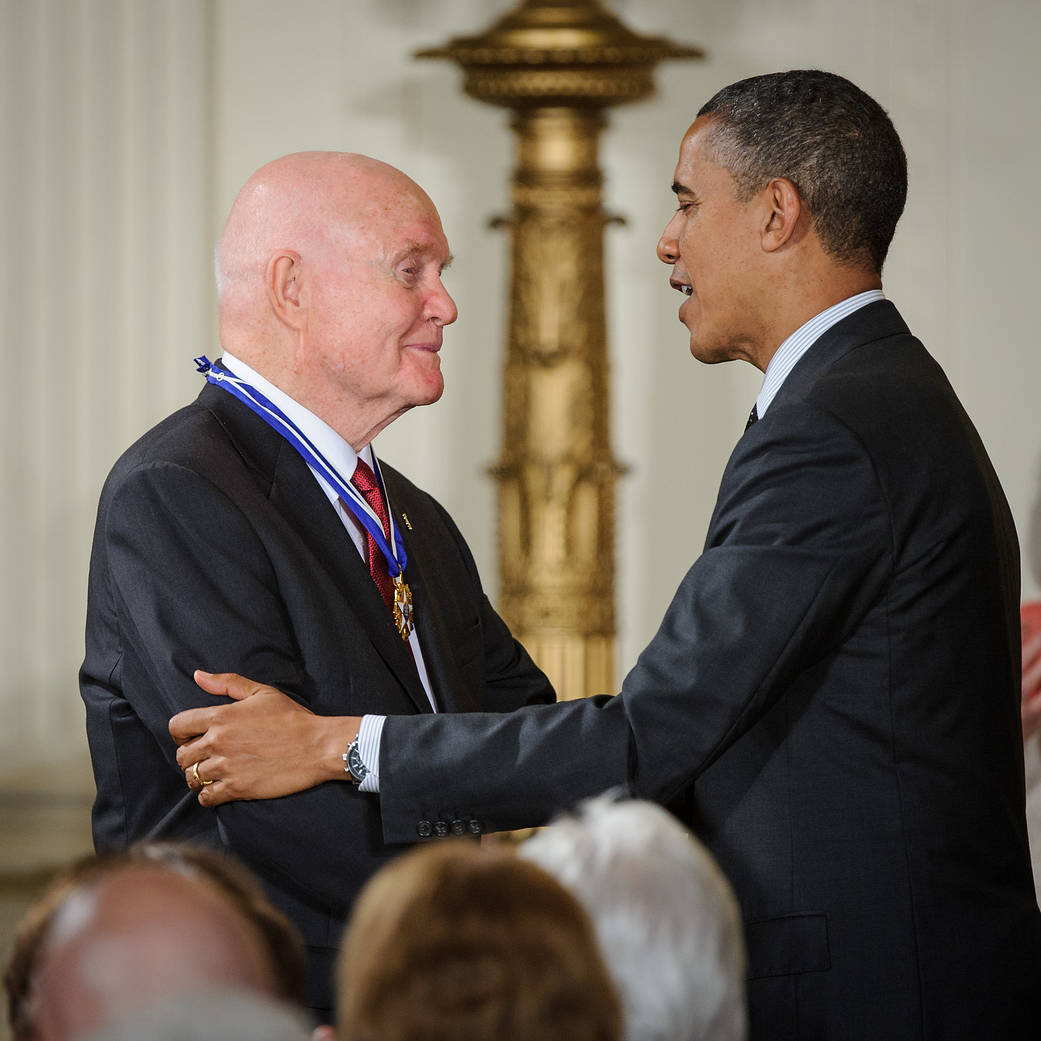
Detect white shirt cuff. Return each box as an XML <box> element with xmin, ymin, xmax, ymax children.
<box><xmin>356</xmin><ymin>714</ymin><xmax>385</xmax><ymax>793</ymax></box>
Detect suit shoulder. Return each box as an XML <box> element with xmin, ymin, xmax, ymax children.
<box><xmin>806</xmin><ymin>333</ymin><xmax>977</xmax><ymax>452</ymax></box>
<box><xmin>107</xmin><ymin>397</ymin><xmax>224</xmax><ymax>473</ymax></box>
<box><xmin>101</xmin><ymin>393</ymin><xmax>274</xmax><ymax>497</ymax></box>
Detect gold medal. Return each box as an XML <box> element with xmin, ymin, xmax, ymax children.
<box><xmin>392</xmin><ymin>573</ymin><xmax>414</xmax><ymax>641</ymax></box>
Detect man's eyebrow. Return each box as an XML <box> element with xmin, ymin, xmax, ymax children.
<box><xmin>672</xmin><ymin>181</ymin><xmax>692</xmax><ymax>196</ymax></box>
<box><xmin>395</xmin><ymin>242</ymin><xmax>454</xmax><ymax>269</ymax></box>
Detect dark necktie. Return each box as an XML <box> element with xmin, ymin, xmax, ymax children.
<box><xmin>745</xmin><ymin>403</ymin><xmax>759</xmax><ymax>431</ymax></box>
<box><xmin>350</xmin><ymin>459</ymin><xmax>396</xmax><ymax>617</ymax></box>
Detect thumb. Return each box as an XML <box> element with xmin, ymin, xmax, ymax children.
<box><xmin>193</xmin><ymin>670</ymin><xmax>265</xmax><ymax>702</ymax></box>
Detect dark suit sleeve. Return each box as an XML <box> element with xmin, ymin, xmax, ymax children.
<box><xmin>377</xmin><ymin>402</ymin><xmax>893</xmax><ymax>841</ymax></box>
<box><xmin>98</xmin><ymin>460</ymin><xmax>397</xmax><ymax>915</ymax></box>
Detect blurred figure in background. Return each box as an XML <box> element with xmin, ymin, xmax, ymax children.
<box><xmin>336</xmin><ymin>841</ymin><xmax>621</xmax><ymax>1041</ymax></box>
<box><xmin>4</xmin><ymin>843</ymin><xmax>306</xmax><ymax>1041</ymax></box>
<box><xmin>521</xmin><ymin>795</ymin><xmax>747</xmax><ymax>1041</ymax></box>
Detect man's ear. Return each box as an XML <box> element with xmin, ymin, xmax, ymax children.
<box><xmin>265</xmin><ymin>251</ymin><xmax>307</xmax><ymax>330</ymax></box>
<box><xmin>761</xmin><ymin>177</ymin><xmax>803</xmax><ymax>253</ymax></box>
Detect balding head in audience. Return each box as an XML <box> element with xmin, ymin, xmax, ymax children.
<box><xmin>4</xmin><ymin>843</ymin><xmax>306</xmax><ymax>1041</ymax></box>
<box><xmin>521</xmin><ymin>795</ymin><xmax>748</xmax><ymax>1041</ymax></box>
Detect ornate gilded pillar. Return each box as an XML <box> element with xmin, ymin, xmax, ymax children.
<box><xmin>419</xmin><ymin>1</ymin><xmax>700</xmax><ymax>699</ymax></box>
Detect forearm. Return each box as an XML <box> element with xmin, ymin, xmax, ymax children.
<box><xmin>377</xmin><ymin>696</ymin><xmax>631</xmax><ymax>843</ymax></box>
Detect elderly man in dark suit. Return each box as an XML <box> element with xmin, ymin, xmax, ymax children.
<box><xmin>171</xmin><ymin>72</ymin><xmax>1041</xmax><ymax>1039</ymax></box>
<box><xmin>80</xmin><ymin>151</ymin><xmax>555</xmax><ymax>1019</ymax></box>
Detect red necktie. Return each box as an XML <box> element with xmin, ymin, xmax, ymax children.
<box><xmin>350</xmin><ymin>459</ymin><xmax>396</xmax><ymax>617</ymax></box>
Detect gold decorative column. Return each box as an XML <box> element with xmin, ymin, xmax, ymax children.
<box><xmin>419</xmin><ymin>1</ymin><xmax>700</xmax><ymax>699</ymax></box>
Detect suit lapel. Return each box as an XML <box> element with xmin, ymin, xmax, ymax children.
<box><xmin>770</xmin><ymin>300</ymin><xmax>911</xmax><ymax>409</ymax></box>
<box><xmin>200</xmin><ymin>384</ymin><xmax>433</xmax><ymax>714</ymax></box>
<box><xmin>383</xmin><ymin>476</ymin><xmax>479</xmax><ymax>714</ymax></box>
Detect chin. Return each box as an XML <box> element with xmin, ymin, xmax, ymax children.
<box><xmin>690</xmin><ymin>348</ymin><xmax>729</xmax><ymax>366</ymax></box>
<box><xmin>400</xmin><ymin>353</ymin><xmax>445</xmax><ymax>405</ymax></box>
<box><xmin>688</xmin><ymin>329</ymin><xmax>747</xmax><ymax>367</ymax></box>
<box><xmin>688</xmin><ymin>335</ymin><xmax>724</xmax><ymax>366</ymax></box>
<box><xmin>410</xmin><ymin>374</ymin><xmax>445</xmax><ymax>407</ymax></box>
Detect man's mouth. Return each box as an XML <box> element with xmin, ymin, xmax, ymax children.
<box><xmin>669</xmin><ymin>277</ymin><xmax>693</xmax><ymax>297</ymax></box>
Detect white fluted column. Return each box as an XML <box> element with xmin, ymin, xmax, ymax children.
<box><xmin>0</xmin><ymin>0</ymin><xmax>213</xmax><ymax>793</ymax></box>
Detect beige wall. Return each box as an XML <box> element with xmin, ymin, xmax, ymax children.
<box><xmin>2</xmin><ymin>0</ymin><xmax>1039</xmax><ymax>822</ymax></box>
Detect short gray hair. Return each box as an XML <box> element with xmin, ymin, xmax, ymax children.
<box><xmin>521</xmin><ymin>795</ymin><xmax>747</xmax><ymax>1041</ymax></box>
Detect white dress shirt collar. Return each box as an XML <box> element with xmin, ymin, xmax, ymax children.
<box><xmin>756</xmin><ymin>289</ymin><xmax>886</xmax><ymax>418</ymax></box>
<box><xmin>220</xmin><ymin>351</ymin><xmax>372</xmax><ymax>504</ymax></box>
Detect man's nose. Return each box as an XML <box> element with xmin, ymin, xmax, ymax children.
<box><xmin>657</xmin><ymin>214</ymin><xmax>681</xmax><ymax>264</ymax></box>
<box><xmin>428</xmin><ymin>281</ymin><xmax>458</xmax><ymax>327</ymax></box>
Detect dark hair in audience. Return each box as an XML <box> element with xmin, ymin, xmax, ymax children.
<box><xmin>3</xmin><ymin>842</ymin><xmax>307</xmax><ymax>1041</ymax></box>
<box><xmin>338</xmin><ymin>840</ymin><xmax>622</xmax><ymax>1041</ymax></box>
<box><xmin>697</xmin><ymin>69</ymin><xmax>907</xmax><ymax>272</ymax></box>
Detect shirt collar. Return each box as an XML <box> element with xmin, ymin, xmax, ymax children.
<box><xmin>756</xmin><ymin>289</ymin><xmax>886</xmax><ymax>417</ymax></box>
<box><xmin>221</xmin><ymin>351</ymin><xmax>372</xmax><ymax>502</ymax></box>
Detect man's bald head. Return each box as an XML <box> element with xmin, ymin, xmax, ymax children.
<box><xmin>30</xmin><ymin>864</ymin><xmax>281</xmax><ymax>1041</ymax></box>
<box><xmin>213</xmin><ymin>150</ymin><xmax>457</xmax><ymax>449</ymax></box>
<box><xmin>215</xmin><ymin>151</ymin><xmax>430</xmax><ymax>308</ymax></box>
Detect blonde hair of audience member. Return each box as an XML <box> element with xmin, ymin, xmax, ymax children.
<box><xmin>337</xmin><ymin>840</ymin><xmax>621</xmax><ymax>1041</ymax></box>
<box><xmin>522</xmin><ymin>795</ymin><xmax>748</xmax><ymax>1041</ymax></box>
<box><xmin>4</xmin><ymin>843</ymin><xmax>306</xmax><ymax>1041</ymax></box>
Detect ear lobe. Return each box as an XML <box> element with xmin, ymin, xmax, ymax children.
<box><xmin>761</xmin><ymin>177</ymin><xmax>802</xmax><ymax>253</ymax></box>
<box><xmin>266</xmin><ymin>251</ymin><xmax>307</xmax><ymax>330</ymax></box>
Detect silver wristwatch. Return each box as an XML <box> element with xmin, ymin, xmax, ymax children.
<box><xmin>343</xmin><ymin>736</ymin><xmax>368</xmax><ymax>785</ymax></box>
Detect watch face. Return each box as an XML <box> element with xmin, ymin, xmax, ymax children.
<box><xmin>348</xmin><ymin>743</ymin><xmax>368</xmax><ymax>782</ymax></box>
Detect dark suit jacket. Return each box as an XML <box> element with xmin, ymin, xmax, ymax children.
<box><xmin>378</xmin><ymin>302</ymin><xmax>1041</xmax><ymax>1040</ymax></box>
<box><xmin>80</xmin><ymin>381</ymin><xmax>554</xmax><ymax>1013</ymax></box>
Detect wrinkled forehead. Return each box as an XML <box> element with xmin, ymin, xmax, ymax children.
<box><xmin>236</xmin><ymin>156</ymin><xmax>443</xmax><ymax>250</ymax></box>
<box><xmin>330</xmin><ymin>184</ymin><xmax>451</xmax><ymax>263</ymax></box>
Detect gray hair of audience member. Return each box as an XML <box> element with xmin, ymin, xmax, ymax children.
<box><xmin>79</xmin><ymin>989</ymin><xmax>313</xmax><ymax>1041</ymax></box>
<box><xmin>520</xmin><ymin>795</ymin><xmax>748</xmax><ymax>1041</ymax></box>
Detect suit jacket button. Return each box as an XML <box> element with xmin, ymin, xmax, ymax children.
<box><xmin>468</xmin><ymin>819</ymin><xmax>483</xmax><ymax>836</ymax></box>
<box><xmin>416</xmin><ymin>819</ymin><xmax>433</xmax><ymax>839</ymax></box>
<box><xmin>433</xmin><ymin>820</ymin><xmax>450</xmax><ymax>838</ymax></box>
<box><xmin>450</xmin><ymin>819</ymin><xmax>466</xmax><ymax>836</ymax></box>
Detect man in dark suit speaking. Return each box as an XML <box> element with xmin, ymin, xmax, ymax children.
<box><xmin>171</xmin><ymin>72</ymin><xmax>1041</xmax><ymax>1039</ymax></box>
<box><xmin>80</xmin><ymin>152</ymin><xmax>555</xmax><ymax>1017</ymax></box>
